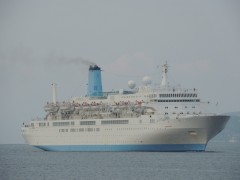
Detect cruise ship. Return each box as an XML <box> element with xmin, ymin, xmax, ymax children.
<box><xmin>21</xmin><ymin>62</ymin><xmax>230</xmax><ymax>151</ymax></box>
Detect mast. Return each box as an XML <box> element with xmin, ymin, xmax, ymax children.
<box><xmin>52</xmin><ymin>83</ymin><xmax>57</xmax><ymax>105</ymax></box>
<box><xmin>161</xmin><ymin>62</ymin><xmax>169</xmax><ymax>87</ymax></box>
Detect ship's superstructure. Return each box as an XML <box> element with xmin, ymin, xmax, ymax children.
<box><xmin>21</xmin><ymin>62</ymin><xmax>229</xmax><ymax>151</ymax></box>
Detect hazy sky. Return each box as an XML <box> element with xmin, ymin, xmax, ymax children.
<box><xmin>1</xmin><ymin>0</ymin><xmax>240</xmax><ymax>144</ymax></box>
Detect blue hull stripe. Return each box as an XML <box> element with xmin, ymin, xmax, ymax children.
<box><xmin>35</xmin><ymin>144</ymin><xmax>206</xmax><ymax>152</ymax></box>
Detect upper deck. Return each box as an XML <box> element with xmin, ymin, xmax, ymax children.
<box><xmin>41</xmin><ymin>62</ymin><xmax>210</xmax><ymax>121</ymax></box>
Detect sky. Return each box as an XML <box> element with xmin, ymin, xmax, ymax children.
<box><xmin>0</xmin><ymin>0</ymin><xmax>240</xmax><ymax>144</ymax></box>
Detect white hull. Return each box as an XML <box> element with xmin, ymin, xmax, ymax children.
<box><xmin>22</xmin><ymin>115</ymin><xmax>229</xmax><ymax>151</ymax></box>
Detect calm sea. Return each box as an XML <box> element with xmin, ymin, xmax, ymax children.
<box><xmin>0</xmin><ymin>142</ymin><xmax>239</xmax><ymax>180</ymax></box>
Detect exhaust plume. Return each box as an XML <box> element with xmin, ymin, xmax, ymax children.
<box><xmin>47</xmin><ymin>53</ymin><xmax>97</xmax><ymax>66</ymax></box>
<box><xmin>58</xmin><ymin>57</ymin><xmax>97</xmax><ymax>66</ymax></box>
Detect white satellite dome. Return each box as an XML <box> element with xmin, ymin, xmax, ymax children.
<box><xmin>128</xmin><ymin>80</ymin><xmax>136</xmax><ymax>89</ymax></box>
<box><xmin>142</xmin><ymin>76</ymin><xmax>152</xmax><ymax>86</ymax></box>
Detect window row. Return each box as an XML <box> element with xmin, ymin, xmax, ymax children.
<box><xmin>80</xmin><ymin>121</ymin><xmax>96</xmax><ymax>125</ymax></box>
<box><xmin>59</xmin><ymin>128</ymin><xmax>100</xmax><ymax>133</ymax></box>
<box><xmin>152</xmin><ymin>99</ymin><xmax>200</xmax><ymax>103</ymax></box>
<box><xmin>159</xmin><ymin>93</ymin><xmax>197</xmax><ymax>98</ymax></box>
<box><xmin>101</xmin><ymin>120</ymin><xmax>129</xmax><ymax>125</ymax></box>
<box><xmin>53</xmin><ymin>121</ymin><xmax>75</xmax><ymax>126</ymax></box>
<box><xmin>121</xmin><ymin>94</ymin><xmax>157</xmax><ymax>99</ymax></box>
<box><xmin>39</xmin><ymin>122</ymin><xmax>46</xmax><ymax>127</ymax></box>
<box><xmin>53</xmin><ymin>121</ymin><xmax>70</xmax><ymax>126</ymax></box>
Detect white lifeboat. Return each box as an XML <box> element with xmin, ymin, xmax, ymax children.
<box><xmin>44</xmin><ymin>103</ymin><xmax>59</xmax><ymax>113</ymax></box>
<box><xmin>60</xmin><ymin>102</ymin><xmax>75</xmax><ymax>112</ymax></box>
<box><xmin>112</xmin><ymin>107</ymin><xmax>121</xmax><ymax>113</ymax></box>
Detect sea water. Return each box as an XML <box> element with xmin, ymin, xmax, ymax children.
<box><xmin>0</xmin><ymin>142</ymin><xmax>239</xmax><ymax>180</ymax></box>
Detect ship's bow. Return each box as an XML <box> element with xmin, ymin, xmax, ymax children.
<box><xmin>205</xmin><ymin>115</ymin><xmax>230</xmax><ymax>142</ymax></box>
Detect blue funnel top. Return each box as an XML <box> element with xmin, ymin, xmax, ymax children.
<box><xmin>87</xmin><ymin>65</ymin><xmax>103</xmax><ymax>96</ymax></box>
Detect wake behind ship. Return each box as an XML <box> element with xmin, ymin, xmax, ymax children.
<box><xmin>21</xmin><ymin>62</ymin><xmax>229</xmax><ymax>151</ymax></box>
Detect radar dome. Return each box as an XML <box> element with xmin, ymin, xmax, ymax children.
<box><xmin>128</xmin><ymin>80</ymin><xmax>136</xmax><ymax>89</ymax></box>
<box><xmin>142</xmin><ymin>76</ymin><xmax>152</xmax><ymax>86</ymax></box>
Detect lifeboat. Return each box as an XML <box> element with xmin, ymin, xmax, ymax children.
<box><xmin>112</xmin><ymin>107</ymin><xmax>121</xmax><ymax>113</ymax></box>
<box><xmin>44</xmin><ymin>103</ymin><xmax>59</xmax><ymax>113</ymax></box>
<box><xmin>133</xmin><ymin>106</ymin><xmax>147</xmax><ymax>114</ymax></box>
<box><xmin>60</xmin><ymin>102</ymin><xmax>75</xmax><ymax>112</ymax></box>
<box><xmin>144</xmin><ymin>107</ymin><xmax>155</xmax><ymax>115</ymax></box>
<box><xmin>72</xmin><ymin>102</ymin><xmax>81</xmax><ymax>109</ymax></box>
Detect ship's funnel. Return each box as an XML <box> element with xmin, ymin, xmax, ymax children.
<box><xmin>87</xmin><ymin>65</ymin><xmax>103</xmax><ymax>96</ymax></box>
